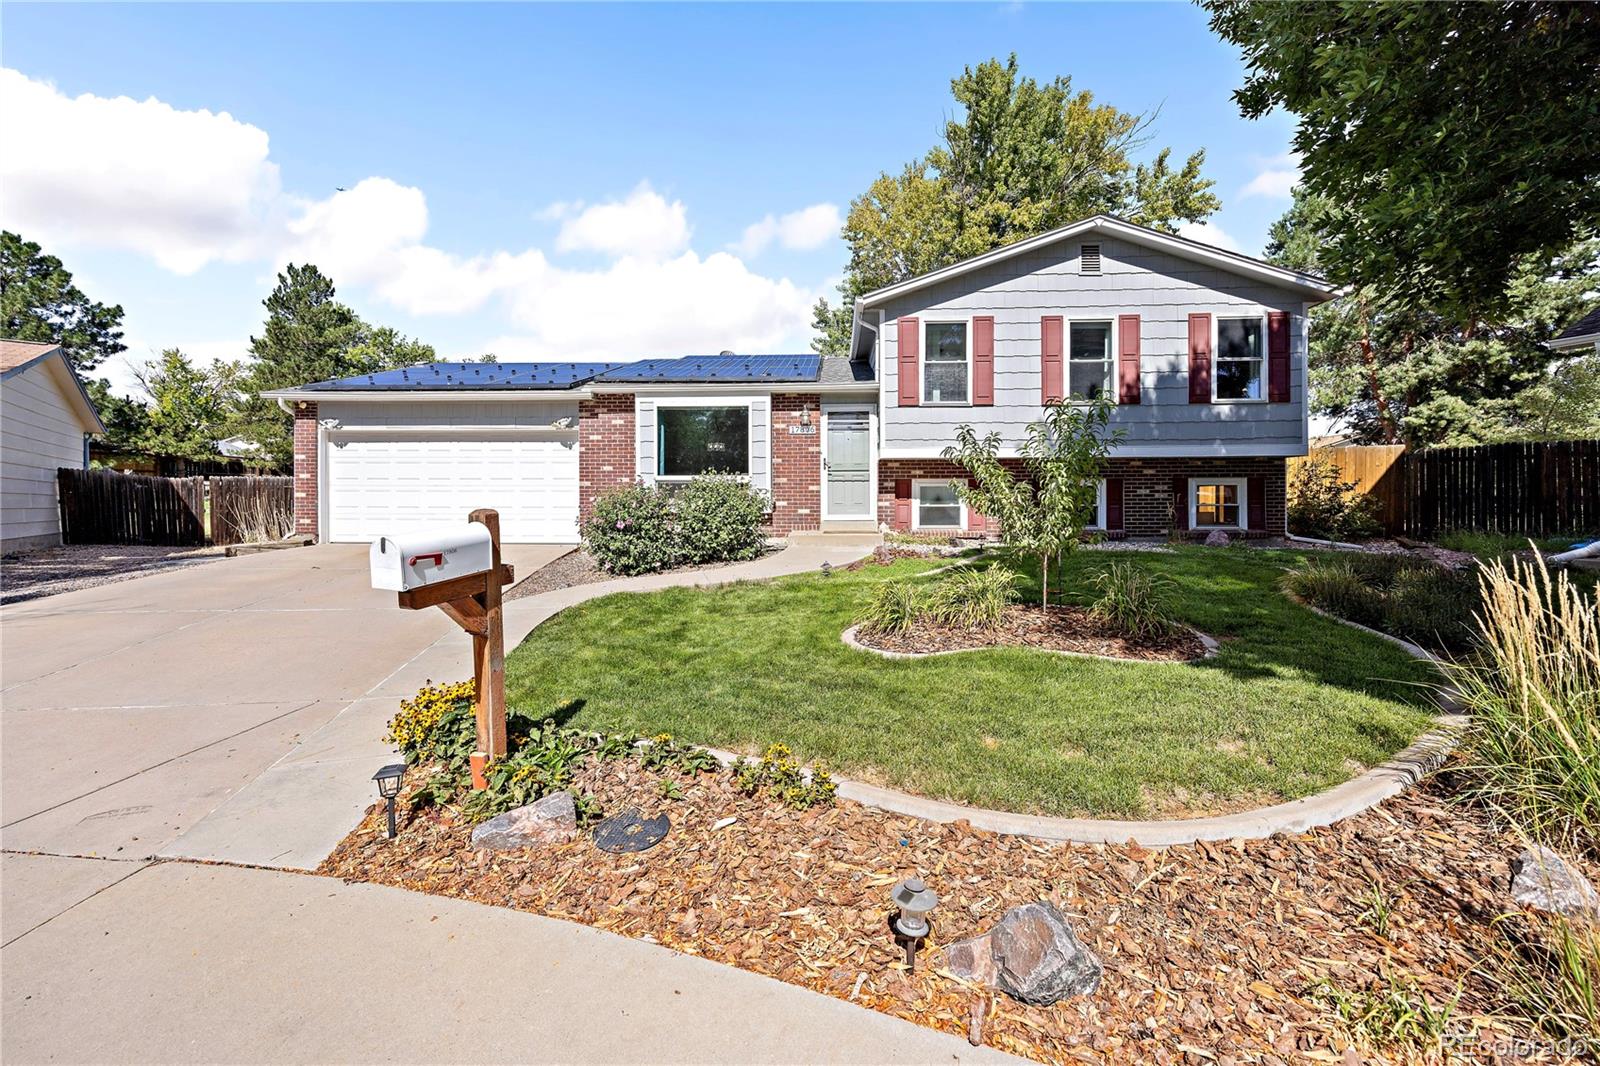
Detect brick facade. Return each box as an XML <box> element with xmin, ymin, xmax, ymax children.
<box><xmin>292</xmin><ymin>400</ymin><xmax>319</xmax><ymax>539</ymax></box>
<box><xmin>767</xmin><ymin>393</ymin><xmax>822</xmax><ymax>533</ymax></box>
<box><xmin>878</xmin><ymin>455</ymin><xmax>1287</xmax><ymax>538</ymax></box>
<box><xmin>577</xmin><ymin>393</ymin><xmax>636</xmax><ymax>525</ymax></box>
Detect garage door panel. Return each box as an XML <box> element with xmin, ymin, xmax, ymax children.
<box><xmin>326</xmin><ymin>435</ymin><xmax>579</xmax><ymax>543</ymax></box>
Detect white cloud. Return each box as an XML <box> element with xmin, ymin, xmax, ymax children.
<box><xmin>733</xmin><ymin>203</ymin><xmax>842</xmax><ymax>257</ymax></box>
<box><xmin>1239</xmin><ymin>153</ymin><xmax>1299</xmax><ymax>201</ymax></box>
<box><xmin>1178</xmin><ymin>221</ymin><xmax>1242</xmax><ymax>253</ymax></box>
<box><xmin>553</xmin><ymin>182</ymin><xmax>689</xmax><ymax>260</ymax></box>
<box><xmin>0</xmin><ymin>68</ymin><xmax>282</xmax><ymax>274</ymax></box>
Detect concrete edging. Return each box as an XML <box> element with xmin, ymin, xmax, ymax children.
<box><xmin>839</xmin><ymin>622</ymin><xmax>1220</xmax><ymax>664</ymax></box>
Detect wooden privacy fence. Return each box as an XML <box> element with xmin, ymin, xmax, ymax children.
<box><xmin>1291</xmin><ymin>439</ymin><xmax>1599</xmax><ymax>538</ymax></box>
<box><xmin>57</xmin><ymin>469</ymin><xmax>294</xmax><ymax>547</ymax></box>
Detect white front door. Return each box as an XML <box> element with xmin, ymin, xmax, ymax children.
<box><xmin>324</xmin><ymin>433</ymin><xmax>580</xmax><ymax>543</ymax></box>
<box><xmin>823</xmin><ymin>410</ymin><xmax>873</xmax><ymax>518</ymax></box>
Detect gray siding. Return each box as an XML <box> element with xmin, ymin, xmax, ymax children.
<box><xmin>317</xmin><ymin>398</ymin><xmax>579</xmax><ymax>430</ymax></box>
<box><xmin>874</xmin><ymin>235</ymin><xmax>1310</xmax><ymax>457</ymax></box>
<box><xmin>1</xmin><ymin>361</ymin><xmax>91</xmax><ymax>550</ymax></box>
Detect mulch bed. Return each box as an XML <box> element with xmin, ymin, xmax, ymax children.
<box><xmin>854</xmin><ymin>604</ymin><xmax>1206</xmax><ymax>662</ymax></box>
<box><xmin>319</xmin><ymin>754</ymin><xmax>1578</xmax><ymax>1064</ymax></box>
<box><xmin>505</xmin><ymin>547</ymin><xmax>780</xmax><ymax>601</ymax></box>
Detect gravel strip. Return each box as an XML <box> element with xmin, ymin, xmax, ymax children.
<box><xmin>1</xmin><ymin>544</ymin><xmax>227</xmax><ymax>605</ymax></box>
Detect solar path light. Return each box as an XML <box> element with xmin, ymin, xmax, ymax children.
<box><xmin>891</xmin><ymin>876</ymin><xmax>938</xmax><ymax>973</ymax></box>
<box><xmin>373</xmin><ymin>762</ymin><xmax>405</xmax><ymax>839</ymax></box>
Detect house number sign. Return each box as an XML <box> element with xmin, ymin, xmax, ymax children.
<box><xmin>787</xmin><ymin>425</ymin><xmax>818</xmax><ymax>435</ymax></box>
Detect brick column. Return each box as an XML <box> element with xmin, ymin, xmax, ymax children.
<box><xmin>292</xmin><ymin>400</ymin><xmax>319</xmax><ymax>540</ymax></box>
<box><xmin>578</xmin><ymin>393</ymin><xmax>636</xmax><ymax>523</ymax></box>
<box><xmin>769</xmin><ymin>393</ymin><xmax>822</xmax><ymax>534</ymax></box>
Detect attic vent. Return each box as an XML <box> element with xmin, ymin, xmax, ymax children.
<box><xmin>1080</xmin><ymin>244</ymin><xmax>1102</xmax><ymax>275</ymax></box>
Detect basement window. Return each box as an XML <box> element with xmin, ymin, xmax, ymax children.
<box><xmin>1190</xmin><ymin>477</ymin><xmax>1247</xmax><ymax>529</ymax></box>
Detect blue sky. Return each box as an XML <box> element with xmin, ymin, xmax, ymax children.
<box><xmin>1</xmin><ymin>2</ymin><xmax>1300</xmax><ymax>395</ymax></box>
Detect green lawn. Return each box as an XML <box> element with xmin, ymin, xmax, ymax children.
<box><xmin>503</xmin><ymin>547</ymin><xmax>1441</xmax><ymax>819</ymax></box>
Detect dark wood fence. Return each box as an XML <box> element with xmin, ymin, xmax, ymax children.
<box><xmin>56</xmin><ymin>469</ymin><xmax>294</xmax><ymax>547</ymax></box>
<box><xmin>1402</xmin><ymin>439</ymin><xmax>1599</xmax><ymax>538</ymax></box>
<box><xmin>209</xmin><ymin>476</ymin><xmax>294</xmax><ymax>546</ymax></box>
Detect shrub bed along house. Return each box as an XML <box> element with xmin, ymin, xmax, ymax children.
<box><xmin>583</xmin><ymin>475</ymin><xmax>768</xmax><ymax>576</ymax></box>
<box><xmin>1283</xmin><ymin>552</ymin><xmax>1482</xmax><ymax>653</ymax></box>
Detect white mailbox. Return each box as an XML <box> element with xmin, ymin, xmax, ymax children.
<box><xmin>370</xmin><ymin>524</ymin><xmax>494</xmax><ymax>592</ymax></box>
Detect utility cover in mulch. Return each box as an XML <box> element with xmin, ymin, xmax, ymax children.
<box><xmin>318</xmin><ymin>754</ymin><xmax>1585</xmax><ymax>1064</ymax></box>
<box><xmin>854</xmin><ymin>605</ymin><xmax>1205</xmax><ymax>662</ymax></box>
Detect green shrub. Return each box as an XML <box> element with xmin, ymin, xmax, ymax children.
<box><xmin>857</xmin><ymin>581</ymin><xmax>924</xmax><ymax>635</ymax></box>
<box><xmin>1287</xmin><ymin>457</ymin><xmax>1382</xmax><ymax>541</ymax></box>
<box><xmin>1452</xmin><ymin>555</ymin><xmax>1600</xmax><ymax>856</ymax></box>
<box><xmin>1484</xmin><ymin>913</ymin><xmax>1600</xmax><ymax>1051</ymax></box>
<box><xmin>673</xmin><ymin>474</ymin><xmax>768</xmax><ymax>565</ymax></box>
<box><xmin>1284</xmin><ymin>560</ymin><xmax>1388</xmax><ymax>629</ymax></box>
<box><xmin>1343</xmin><ymin>551</ymin><xmax>1439</xmax><ymax>591</ymax></box>
<box><xmin>1087</xmin><ymin>560</ymin><xmax>1182</xmax><ymax>639</ymax></box>
<box><xmin>1384</xmin><ymin>565</ymin><xmax>1480</xmax><ymax>652</ymax></box>
<box><xmin>923</xmin><ymin>565</ymin><xmax>1019</xmax><ymax>629</ymax></box>
<box><xmin>584</xmin><ymin>482</ymin><xmax>678</xmax><ymax>575</ymax></box>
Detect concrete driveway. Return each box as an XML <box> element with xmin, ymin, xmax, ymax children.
<box><xmin>0</xmin><ymin>542</ymin><xmax>565</xmax><ymax>867</ymax></box>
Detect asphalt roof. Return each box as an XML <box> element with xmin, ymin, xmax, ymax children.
<box><xmin>287</xmin><ymin>354</ymin><xmax>872</xmax><ymax>392</ymax></box>
<box><xmin>1554</xmin><ymin>305</ymin><xmax>1600</xmax><ymax>343</ymax></box>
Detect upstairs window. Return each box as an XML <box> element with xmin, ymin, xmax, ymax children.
<box><xmin>1215</xmin><ymin>317</ymin><xmax>1264</xmax><ymax>401</ymax></box>
<box><xmin>1068</xmin><ymin>321</ymin><xmax>1112</xmax><ymax>400</ymax></box>
<box><xmin>657</xmin><ymin>406</ymin><xmax>750</xmax><ymax>478</ymax></box>
<box><xmin>922</xmin><ymin>321</ymin><xmax>969</xmax><ymax>404</ymax></box>
<box><xmin>1080</xmin><ymin>243</ymin><xmax>1102</xmax><ymax>275</ymax></box>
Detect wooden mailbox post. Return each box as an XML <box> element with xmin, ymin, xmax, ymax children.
<box><xmin>394</xmin><ymin>508</ymin><xmax>514</xmax><ymax>789</ymax></box>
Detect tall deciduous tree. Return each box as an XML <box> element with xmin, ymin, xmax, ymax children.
<box><xmin>133</xmin><ymin>349</ymin><xmax>237</xmax><ymax>461</ymax></box>
<box><xmin>813</xmin><ymin>56</ymin><xmax>1220</xmax><ymax>352</ymax></box>
<box><xmin>83</xmin><ymin>377</ymin><xmax>149</xmax><ymax>452</ymax></box>
<box><xmin>0</xmin><ymin>231</ymin><xmax>126</xmax><ymax>372</ymax></box>
<box><xmin>1206</xmin><ymin>1</ymin><xmax>1600</xmax><ymax>320</ymax></box>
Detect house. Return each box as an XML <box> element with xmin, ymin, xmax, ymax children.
<box><xmin>1</xmin><ymin>340</ymin><xmax>106</xmax><ymax>552</ymax></box>
<box><xmin>264</xmin><ymin>215</ymin><xmax>1336</xmax><ymax>545</ymax></box>
<box><xmin>1550</xmin><ymin>305</ymin><xmax>1600</xmax><ymax>356</ymax></box>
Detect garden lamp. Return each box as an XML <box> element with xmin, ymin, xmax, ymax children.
<box><xmin>372</xmin><ymin>762</ymin><xmax>406</xmax><ymax>839</ymax></box>
<box><xmin>820</xmin><ymin>561</ymin><xmax>833</xmax><ymax>578</ymax></box>
<box><xmin>890</xmin><ymin>876</ymin><xmax>939</xmax><ymax>972</ymax></box>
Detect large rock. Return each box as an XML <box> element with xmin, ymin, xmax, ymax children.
<box><xmin>471</xmin><ymin>791</ymin><xmax>578</xmax><ymax>850</ymax></box>
<box><xmin>1511</xmin><ymin>845</ymin><xmax>1600</xmax><ymax>920</ymax></box>
<box><xmin>941</xmin><ymin>901</ymin><xmax>1101</xmax><ymax>1006</ymax></box>
<box><xmin>1204</xmin><ymin>530</ymin><xmax>1231</xmax><ymax>547</ymax></box>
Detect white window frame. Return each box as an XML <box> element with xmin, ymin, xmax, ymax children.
<box><xmin>652</xmin><ymin>396</ymin><xmax>757</xmax><ymax>482</ymax></box>
<box><xmin>1212</xmin><ymin>312</ymin><xmax>1268</xmax><ymax>405</ymax></box>
<box><xmin>1189</xmin><ymin>476</ymin><xmax>1248</xmax><ymax>529</ymax></box>
<box><xmin>911</xmin><ymin>478</ymin><xmax>967</xmax><ymax>530</ymax></box>
<box><xmin>1084</xmin><ymin>478</ymin><xmax>1108</xmax><ymax>531</ymax></box>
<box><xmin>1065</xmin><ymin>317</ymin><xmax>1116</xmax><ymax>404</ymax></box>
<box><xmin>921</xmin><ymin>316</ymin><xmax>973</xmax><ymax>406</ymax></box>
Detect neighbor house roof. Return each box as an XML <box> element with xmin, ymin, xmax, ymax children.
<box><xmin>266</xmin><ymin>354</ymin><xmax>873</xmax><ymax>399</ymax></box>
<box><xmin>0</xmin><ymin>338</ymin><xmax>105</xmax><ymax>434</ymax></box>
<box><xmin>1550</xmin><ymin>305</ymin><xmax>1600</xmax><ymax>352</ymax></box>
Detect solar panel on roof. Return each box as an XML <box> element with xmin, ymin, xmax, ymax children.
<box><xmin>299</xmin><ymin>361</ymin><xmax>623</xmax><ymax>391</ymax></box>
<box><xmin>594</xmin><ymin>354</ymin><xmax>821</xmax><ymax>384</ymax></box>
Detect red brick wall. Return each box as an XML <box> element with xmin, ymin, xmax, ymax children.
<box><xmin>292</xmin><ymin>401</ymin><xmax>319</xmax><ymax>539</ymax></box>
<box><xmin>577</xmin><ymin>393</ymin><xmax>636</xmax><ymax>524</ymax></box>
<box><xmin>768</xmin><ymin>393</ymin><xmax>822</xmax><ymax>533</ymax></box>
<box><xmin>877</xmin><ymin>456</ymin><xmax>1287</xmax><ymax>537</ymax></box>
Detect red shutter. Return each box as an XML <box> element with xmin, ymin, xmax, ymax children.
<box><xmin>893</xmin><ymin>478</ymin><xmax>912</xmax><ymax>530</ymax></box>
<box><xmin>1247</xmin><ymin>475</ymin><xmax>1267</xmax><ymax>531</ymax></box>
<box><xmin>1040</xmin><ymin>315</ymin><xmax>1064</xmax><ymax>403</ymax></box>
<box><xmin>1117</xmin><ymin>315</ymin><xmax>1141</xmax><ymax>405</ymax></box>
<box><xmin>972</xmin><ymin>316</ymin><xmax>995</xmax><ymax>406</ymax></box>
<box><xmin>1188</xmin><ymin>313</ymin><xmax>1212</xmax><ymax>404</ymax></box>
<box><xmin>1267</xmin><ymin>311</ymin><xmax>1291</xmax><ymax>402</ymax></box>
<box><xmin>1172</xmin><ymin>475</ymin><xmax>1189</xmax><ymax>532</ymax></box>
<box><xmin>897</xmin><ymin>318</ymin><xmax>919</xmax><ymax>406</ymax></box>
<box><xmin>1105</xmin><ymin>477</ymin><xmax>1124</xmax><ymax>531</ymax></box>
<box><xmin>967</xmin><ymin>477</ymin><xmax>987</xmax><ymax>533</ymax></box>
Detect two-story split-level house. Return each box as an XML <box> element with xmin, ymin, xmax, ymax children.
<box><xmin>267</xmin><ymin>215</ymin><xmax>1336</xmax><ymax>544</ymax></box>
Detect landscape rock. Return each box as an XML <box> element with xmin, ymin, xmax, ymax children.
<box><xmin>1204</xmin><ymin>530</ymin><xmax>1231</xmax><ymax>548</ymax></box>
<box><xmin>470</xmin><ymin>791</ymin><xmax>578</xmax><ymax>850</ymax></box>
<box><xmin>1510</xmin><ymin>845</ymin><xmax>1600</xmax><ymax>920</ymax></box>
<box><xmin>991</xmin><ymin>901</ymin><xmax>1102</xmax><ymax>1005</ymax></box>
<box><xmin>942</xmin><ymin>930</ymin><xmax>998</xmax><ymax>988</ymax></box>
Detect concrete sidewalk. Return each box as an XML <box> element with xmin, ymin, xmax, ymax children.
<box><xmin>2</xmin><ymin>856</ymin><xmax>1013</xmax><ymax>1065</ymax></box>
<box><xmin>167</xmin><ymin>534</ymin><xmax>881</xmax><ymax>869</ymax></box>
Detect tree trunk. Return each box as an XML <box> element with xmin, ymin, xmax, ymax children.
<box><xmin>1040</xmin><ymin>552</ymin><xmax>1050</xmax><ymax>609</ymax></box>
<box><xmin>1356</xmin><ymin>299</ymin><xmax>1397</xmax><ymax>445</ymax></box>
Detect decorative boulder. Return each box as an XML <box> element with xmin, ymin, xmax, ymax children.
<box><xmin>471</xmin><ymin>791</ymin><xmax>578</xmax><ymax>850</ymax></box>
<box><xmin>941</xmin><ymin>901</ymin><xmax>1101</xmax><ymax>1006</ymax></box>
<box><xmin>1204</xmin><ymin>530</ymin><xmax>1231</xmax><ymax>548</ymax></box>
<box><xmin>1510</xmin><ymin>845</ymin><xmax>1600</xmax><ymax>920</ymax></box>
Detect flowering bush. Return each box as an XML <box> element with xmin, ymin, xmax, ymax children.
<box><xmin>672</xmin><ymin>475</ymin><xmax>768</xmax><ymax>565</ymax></box>
<box><xmin>386</xmin><ymin>679</ymin><xmax>475</xmax><ymax>760</ymax></box>
<box><xmin>583</xmin><ymin>482</ymin><xmax>677</xmax><ymax>575</ymax></box>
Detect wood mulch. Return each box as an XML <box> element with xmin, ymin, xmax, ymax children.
<box><xmin>855</xmin><ymin>604</ymin><xmax>1206</xmax><ymax>662</ymax></box>
<box><xmin>505</xmin><ymin>547</ymin><xmax>780</xmax><ymax>600</ymax></box>
<box><xmin>318</xmin><ymin>754</ymin><xmax>1575</xmax><ymax>1064</ymax></box>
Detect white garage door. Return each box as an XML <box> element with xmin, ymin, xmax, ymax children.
<box><xmin>325</xmin><ymin>433</ymin><xmax>579</xmax><ymax>543</ymax></box>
